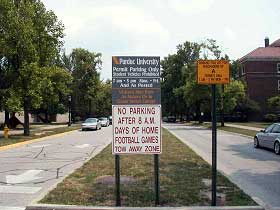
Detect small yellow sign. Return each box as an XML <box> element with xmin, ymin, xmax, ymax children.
<box><xmin>197</xmin><ymin>60</ymin><xmax>230</xmax><ymax>84</ymax></box>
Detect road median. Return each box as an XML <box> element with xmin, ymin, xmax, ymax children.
<box><xmin>38</xmin><ymin>128</ymin><xmax>256</xmax><ymax>207</ymax></box>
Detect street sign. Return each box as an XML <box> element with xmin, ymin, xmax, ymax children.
<box><xmin>197</xmin><ymin>59</ymin><xmax>230</xmax><ymax>206</ymax></box>
<box><xmin>112</xmin><ymin>56</ymin><xmax>162</xmax><ymax>155</ymax></box>
<box><xmin>112</xmin><ymin>56</ymin><xmax>162</xmax><ymax>206</ymax></box>
<box><xmin>112</xmin><ymin>56</ymin><xmax>161</xmax><ymax>105</ymax></box>
<box><xmin>197</xmin><ymin>60</ymin><xmax>230</xmax><ymax>84</ymax></box>
<box><xmin>112</xmin><ymin>105</ymin><xmax>161</xmax><ymax>154</ymax></box>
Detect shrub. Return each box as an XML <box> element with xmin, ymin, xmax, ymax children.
<box><xmin>264</xmin><ymin>114</ymin><xmax>278</xmax><ymax>122</ymax></box>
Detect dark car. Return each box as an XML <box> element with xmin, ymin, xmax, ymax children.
<box><xmin>254</xmin><ymin>123</ymin><xmax>280</xmax><ymax>155</ymax></box>
<box><xmin>167</xmin><ymin>116</ymin><xmax>176</xmax><ymax>123</ymax></box>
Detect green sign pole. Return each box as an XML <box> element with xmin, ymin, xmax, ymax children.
<box><xmin>211</xmin><ymin>84</ymin><xmax>217</xmax><ymax>206</ymax></box>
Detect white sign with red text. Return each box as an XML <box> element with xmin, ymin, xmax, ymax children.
<box><xmin>112</xmin><ymin>105</ymin><xmax>161</xmax><ymax>154</ymax></box>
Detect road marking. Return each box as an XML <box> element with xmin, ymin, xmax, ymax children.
<box><xmin>6</xmin><ymin>170</ymin><xmax>43</xmax><ymax>184</ymax></box>
<box><xmin>0</xmin><ymin>185</ymin><xmax>41</xmax><ymax>194</ymax></box>
<box><xmin>0</xmin><ymin>206</ymin><xmax>25</xmax><ymax>210</ymax></box>
<box><xmin>30</xmin><ymin>144</ymin><xmax>51</xmax><ymax>148</ymax></box>
<box><xmin>75</xmin><ymin>144</ymin><xmax>91</xmax><ymax>148</ymax></box>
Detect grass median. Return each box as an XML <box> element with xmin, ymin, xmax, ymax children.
<box><xmin>0</xmin><ymin>124</ymin><xmax>81</xmax><ymax>147</ymax></box>
<box><xmin>40</xmin><ymin>128</ymin><xmax>255</xmax><ymax>206</ymax></box>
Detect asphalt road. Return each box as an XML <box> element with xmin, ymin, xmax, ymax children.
<box><xmin>0</xmin><ymin>126</ymin><xmax>112</xmax><ymax>210</ymax></box>
<box><xmin>164</xmin><ymin>123</ymin><xmax>280</xmax><ymax>208</ymax></box>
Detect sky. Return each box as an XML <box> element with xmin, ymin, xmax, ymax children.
<box><xmin>42</xmin><ymin>0</ymin><xmax>280</xmax><ymax>80</ymax></box>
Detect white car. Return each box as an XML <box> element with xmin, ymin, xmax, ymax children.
<box><xmin>254</xmin><ymin>123</ymin><xmax>280</xmax><ymax>155</ymax></box>
<box><xmin>99</xmin><ymin>117</ymin><xmax>109</xmax><ymax>127</ymax></box>
<box><xmin>81</xmin><ymin>118</ymin><xmax>101</xmax><ymax>131</ymax></box>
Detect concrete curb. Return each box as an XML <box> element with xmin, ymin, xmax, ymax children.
<box><xmin>0</xmin><ymin>129</ymin><xmax>79</xmax><ymax>152</ymax></box>
<box><xmin>25</xmin><ymin>204</ymin><xmax>264</xmax><ymax>210</ymax></box>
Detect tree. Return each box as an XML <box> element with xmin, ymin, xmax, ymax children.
<box><xmin>161</xmin><ymin>41</ymin><xmax>201</xmax><ymax>119</ymax></box>
<box><xmin>223</xmin><ymin>80</ymin><xmax>246</xmax><ymax>113</ymax></box>
<box><xmin>267</xmin><ymin>96</ymin><xmax>280</xmax><ymax>110</ymax></box>
<box><xmin>34</xmin><ymin>66</ymin><xmax>72</xmax><ymax>122</ymax></box>
<box><xmin>94</xmin><ymin>80</ymin><xmax>112</xmax><ymax>116</ymax></box>
<box><xmin>62</xmin><ymin>48</ymin><xmax>102</xmax><ymax>119</ymax></box>
<box><xmin>0</xmin><ymin>0</ymin><xmax>64</xmax><ymax>135</ymax></box>
<box><xmin>161</xmin><ymin>39</ymin><xmax>246</xmax><ymax>123</ymax></box>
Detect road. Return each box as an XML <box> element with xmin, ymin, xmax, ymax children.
<box><xmin>164</xmin><ymin>123</ymin><xmax>280</xmax><ymax>208</ymax></box>
<box><xmin>0</xmin><ymin>126</ymin><xmax>112</xmax><ymax>210</ymax></box>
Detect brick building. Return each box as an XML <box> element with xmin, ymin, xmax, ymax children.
<box><xmin>238</xmin><ymin>38</ymin><xmax>280</xmax><ymax>117</ymax></box>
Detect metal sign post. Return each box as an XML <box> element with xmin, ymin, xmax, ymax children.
<box><xmin>154</xmin><ymin>154</ymin><xmax>159</xmax><ymax>206</ymax></box>
<box><xmin>197</xmin><ymin>60</ymin><xmax>230</xmax><ymax>206</ymax></box>
<box><xmin>211</xmin><ymin>84</ymin><xmax>217</xmax><ymax>206</ymax></box>
<box><xmin>115</xmin><ymin>155</ymin><xmax>121</xmax><ymax>206</ymax></box>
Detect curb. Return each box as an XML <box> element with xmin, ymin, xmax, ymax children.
<box><xmin>0</xmin><ymin>129</ymin><xmax>79</xmax><ymax>152</ymax></box>
<box><xmin>25</xmin><ymin>204</ymin><xmax>264</xmax><ymax>210</ymax></box>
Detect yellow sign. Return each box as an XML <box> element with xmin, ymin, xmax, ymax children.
<box><xmin>197</xmin><ymin>60</ymin><xmax>230</xmax><ymax>84</ymax></box>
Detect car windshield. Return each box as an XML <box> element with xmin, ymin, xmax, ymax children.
<box><xmin>99</xmin><ymin>118</ymin><xmax>107</xmax><ymax>121</ymax></box>
<box><xmin>85</xmin><ymin>118</ymin><xmax>97</xmax><ymax>123</ymax></box>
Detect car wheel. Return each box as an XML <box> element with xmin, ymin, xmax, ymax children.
<box><xmin>82</xmin><ymin>128</ymin><xmax>85</xmax><ymax>131</ymax></box>
<box><xmin>274</xmin><ymin>141</ymin><xmax>280</xmax><ymax>155</ymax></box>
<box><xmin>254</xmin><ymin>137</ymin><xmax>259</xmax><ymax>148</ymax></box>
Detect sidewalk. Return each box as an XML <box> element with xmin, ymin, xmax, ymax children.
<box><xmin>225</xmin><ymin>123</ymin><xmax>262</xmax><ymax>132</ymax></box>
<box><xmin>0</xmin><ymin>124</ymin><xmax>68</xmax><ymax>137</ymax></box>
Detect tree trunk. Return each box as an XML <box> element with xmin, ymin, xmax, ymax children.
<box><xmin>24</xmin><ymin>100</ymin><xmax>30</xmax><ymax>136</ymax></box>
<box><xmin>45</xmin><ymin>111</ymin><xmax>49</xmax><ymax>123</ymax></box>
<box><xmin>196</xmin><ymin>102</ymin><xmax>202</xmax><ymax>123</ymax></box>
<box><xmin>4</xmin><ymin>110</ymin><xmax>9</xmax><ymax>126</ymax></box>
<box><xmin>88</xmin><ymin>99</ymin><xmax>92</xmax><ymax>117</ymax></box>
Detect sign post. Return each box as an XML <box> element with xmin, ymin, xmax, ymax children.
<box><xmin>112</xmin><ymin>56</ymin><xmax>161</xmax><ymax>206</ymax></box>
<box><xmin>197</xmin><ymin>60</ymin><xmax>229</xmax><ymax>206</ymax></box>
<box><xmin>211</xmin><ymin>84</ymin><xmax>217</xmax><ymax>206</ymax></box>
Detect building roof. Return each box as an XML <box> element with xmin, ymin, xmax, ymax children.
<box><xmin>240</xmin><ymin>45</ymin><xmax>280</xmax><ymax>62</ymax></box>
<box><xmin>270</xmin><ymin>39</ymin><xmax>280</xmax><ymax>47</ymax></box>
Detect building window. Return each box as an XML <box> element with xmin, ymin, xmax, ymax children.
<box><xmin>241</xmin><ymin>65</ymin><xmax>245</xmax><ymax>75</ymax></box>
<box><xmin>277</xmin><ymin>63</ymin><xmax>280</xmax><ymax>73</ymax></box>
<box><xmin>278</xmin><ymin>80</ymin><xmax>280</xmax><ymax>91</ymax></box>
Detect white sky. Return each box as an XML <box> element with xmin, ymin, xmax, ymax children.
<box><xmin>42</xmin><ymin>0</ymin><xmax>280</xmax><ymax>80</ymax></box>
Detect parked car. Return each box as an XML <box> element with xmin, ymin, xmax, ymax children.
<box><xmin>254</xmin><ymin>123</ymin><xmax>280</xmax><ymax>155</ymax></box>
<box><xmin>108</xmin><ymin>116</ymin><xmax>112</xmax><ymax>125</ymax></box>
<box><xmin>167</xmin><ymin>116</ymin><xmax>176</xmax><ymax>123</ymax></box>
<box><xmin>99</xmin><ymin>117</ymin><xmax>109</xmax><ymax>127</ymax></box>
<box><xmin>81</xmin><ymin>118</ymin><xmax>101</xmax><ymax>131</ymax></box>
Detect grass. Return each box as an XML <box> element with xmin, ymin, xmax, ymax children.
<box><xmin>226</xmin><ymin>122</ymin><xmax>271</xmax><ymax>129</ymax></box>
<box><xmin>193</xmin><ymin>122</ymin><xmax>258</xmax><ymax>137</ymax></box>
<box><xmin>218</xmin><ymin>126</ymin><xmax>258</xmax><ymax>137</ymax></box>
<box><xmin>40</xmin><ymin>128</ymin><xmax>255</xmax><ymax>207</ymax></box>
<box><xmin>0</xmin><ymin>124</ymin><xmax>81</xmax><ymax>147</ymax></box>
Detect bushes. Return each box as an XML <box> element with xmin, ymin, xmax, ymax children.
<box><xmin>264</xmin><ymin>114</ymin><xmax>279</xmax><ymax>122</ymax></box>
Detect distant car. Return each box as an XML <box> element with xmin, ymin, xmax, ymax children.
<box><xmin>167</xmin><ymin>116</ymin><xmax>176</xmax><ymax>123</ymax></box>
<box><xmin>81</xmin><ymin>118</ymin><xmax>101</xmax><ymax>131</ymax></box>
<box><xmin>99</xmin><ymin>117</ymin><xmax>109</xmax><ymax>127</ymax></box>
<box><xmin>108</xmin><ymin>116</ymin><xmax>112</xmax><ymax>125</ymax></box>
<box><xmin>254</xmin><ymin>123</ymin><xmax>280</xmax><ymax>155</ymax></box>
